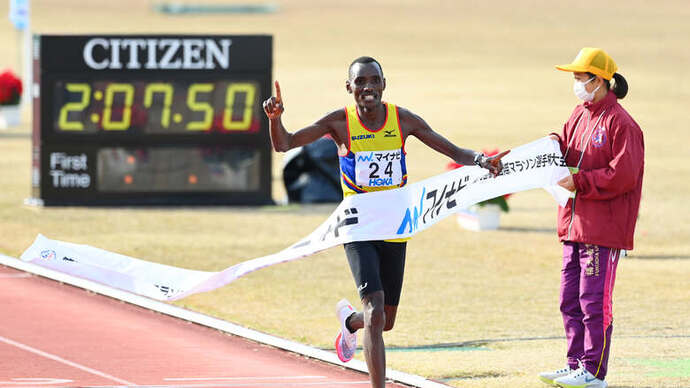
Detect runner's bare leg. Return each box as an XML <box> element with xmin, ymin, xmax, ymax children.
<box><xmin>362</xmin><ymin>291</ymin><xmax>386</xmax><ymax>388</ymax></box>
<box><xmin>347</xmin><ymin>305</ymin><xmax>398</xmax><ymax>332</ymax></box>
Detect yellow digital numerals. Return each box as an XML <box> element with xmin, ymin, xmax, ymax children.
<box><xmin>186</xmin><ymin>83</ymin><xmax>214</xmax><ymax>131</ymax></box>
<box><xmin>57</xmin><ymin>81</ymin><xmax>257</xmax><ymax>132</ymax></box>
<box><xmin>102</xmin><ymin>83</ymin><xmax>134</xmax><ymax>130</ymax></box>
<box><xmin>57</xmin><ymin>83</ymin><xmax>91</xmax><ymax>131</ymax></box>
<box><xmin>223</xmin><ymin>83</ymin><xmax>255</xmax><ymax>131</ymax></box>
<box><xmin>143</xmin><ymin>83</ymin><xmax>173</xmax><ymax>128</ymax></box>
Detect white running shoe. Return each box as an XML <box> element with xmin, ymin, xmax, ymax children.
<box><xmin>539</xmin><ymin>365</ymin><xmax>575</xmax><ymax>386</ymax></box>
<box><xmin>554</xmin><ymin>365</ymin><xmax>608</xmax><ymax>388</ymax></box>
<box><xmin>334</xmin><ymin>298</ymin><xmax>357</xmax><ymax>362</ymax></box>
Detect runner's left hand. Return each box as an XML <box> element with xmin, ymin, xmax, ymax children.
<box><xmin>481</xmin><ymin>150</ymin><xmax>510</xmax><ymax>177</ymax></box>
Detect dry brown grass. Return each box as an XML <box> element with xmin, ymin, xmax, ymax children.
<box><xmin>1</xmin><ymin>1</ymin><xmax>689</xmax><ymax>386</ymax></box>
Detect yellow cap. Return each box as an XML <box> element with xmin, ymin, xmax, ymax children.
<box><xmin>556</xmin><ymin>47</ymin><xmax>617</xmax><ymax>80</ymax></box>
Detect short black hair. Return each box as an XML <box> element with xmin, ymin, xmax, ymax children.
<box><xmin>348</xmin><ymin>56</ymin><xmax>384</xmax><ymax>79</ymax></box>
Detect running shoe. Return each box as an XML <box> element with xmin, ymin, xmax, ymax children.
<box><xmin>334</xmin><ymin>298</ymin><xmax>357</xmax><ymax>362</ymax></box>
<box><xmin>554</xmin><ymin>365</ymin><xmax>608</xmax><ymax>388</ymax></box>
<box><xmin>539</xmin><ymin>365</ymin><xmax>575</xmax><ymax>386</ymax></box>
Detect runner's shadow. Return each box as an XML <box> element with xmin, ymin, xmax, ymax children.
<box><xmin>498</xmin><ymin>226</ymin><xmax>556</xmax><ymax>234</ymax></box>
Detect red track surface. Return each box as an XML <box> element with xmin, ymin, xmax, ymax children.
<box><xmin>0</xmin><ymin>265</ymin><xmax>408</xmax><ymax>388</ymax></box>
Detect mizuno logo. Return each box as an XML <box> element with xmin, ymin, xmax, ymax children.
<box><xmin>384</xmin><ymin>130</ymin><xmax>396</xmax><ymax>137</ymax></box>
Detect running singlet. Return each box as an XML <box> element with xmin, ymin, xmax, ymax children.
<box><xmin>339</xmin><ymin>102</ymin><xmax>408</xmax><ymax>197</ymax></box>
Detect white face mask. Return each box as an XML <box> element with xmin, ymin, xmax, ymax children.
<box><xmin>573</xmin><ymin>77</ymin><xmax>600</xmax><ymax>102</ymax></box>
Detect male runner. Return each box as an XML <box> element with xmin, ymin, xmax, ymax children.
<box><xmin>263</xmin><ymin>56</ymin><xmax>507</xmax><ymax>388</ymax></box>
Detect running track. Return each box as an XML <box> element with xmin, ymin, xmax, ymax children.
<box><xmin>0</xmin><ymin>265</ymin><xmax>410</xmax><ymax>387</ymax></box>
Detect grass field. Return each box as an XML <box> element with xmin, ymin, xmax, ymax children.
<box><xmin>1</xmin><ymin>1</ymin><xmax>689</xmax><ymax>387</ymax></box>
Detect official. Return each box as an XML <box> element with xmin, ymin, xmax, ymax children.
<box><xmin>539</xmin><ymin>48</ymin><xmax>645</xmax><ymax>388</ymax></box>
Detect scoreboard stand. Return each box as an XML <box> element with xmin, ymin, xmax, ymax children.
<box><xmin>30</xmin><ymin>35</ymin><xmax>274</xmax><ymax>206</ymax></box>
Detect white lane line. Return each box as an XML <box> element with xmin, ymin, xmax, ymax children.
<box><xmin>0</xmin><ymin>335</ymin><xmax>135</xmax><ymax>386</ymax></box>
<box><xmin>164</xmin><ymin>376</ymin><xmax>326</xmax><ymax>381</ymax></box>
<box><xmin>0</xmin><ymin>273</ymin><xmax>31</xmax><ymax>279</ymax></box>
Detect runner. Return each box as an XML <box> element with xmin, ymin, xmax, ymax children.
<box><xmin>263</xmin><ymin>56</ymin><xmax>507</xmax><ymax>388</ymax></box>
<box><xmin>539</xmin><ymin>48</ymin><xmax>644</xmax><ymax>388</ymax></box>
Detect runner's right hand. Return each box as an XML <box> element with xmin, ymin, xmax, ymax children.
<box><xmin>482</xmin><ymin>150</ymin><xmax>510</xmax><ymax>177</ymax></box>
<box><xmin>263</xmin><ymin>81</ymin><xmax>284</xmax><ymax>119</ymax></box>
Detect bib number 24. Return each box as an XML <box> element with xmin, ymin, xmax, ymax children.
<box><xmin>368</xmin><ymin>162</ymin><xmax>394</xmax><ymax>179</ymax></box>
<box><xmin>354</xmin><ymin>150</ymin><xmax>403</xmax><ymax>187</ymax></box>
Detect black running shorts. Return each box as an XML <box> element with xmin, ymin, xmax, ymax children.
<box><xmin>343</xmin><ymin>240</ymin><xmax>407</xmax><ymax>306</ymax></box>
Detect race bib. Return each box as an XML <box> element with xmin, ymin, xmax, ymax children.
<box><xmin>354</xmin><ymin>149</ymin><xmax>403</xmax><ymax>187</ymax></box>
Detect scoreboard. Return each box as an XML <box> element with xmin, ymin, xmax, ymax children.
<box><xmin>31</xmin><ymin>35</ymin><xmax>273</xmax><ymax>206</ymax></box>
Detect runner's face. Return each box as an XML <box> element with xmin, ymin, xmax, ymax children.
<box><xmin>347</xmin><ymin>62</ymin><xmax>385</xmax><ymax>109</ymax></box>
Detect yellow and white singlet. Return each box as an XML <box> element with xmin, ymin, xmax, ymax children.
<box><xmin>339</xmin><ymin>102</ymin><xmax>408</xmax><ymax>197</ymax></box>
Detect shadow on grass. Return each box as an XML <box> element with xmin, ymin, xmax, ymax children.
<box><xmin>439</xmin><ymin>371</ymin><xmax>508</xmax><ymax>382</ymax></box>
<box><xmin>608</xmin><ymin>386</ymin><xmax>654</xmax><ymax>388</ymax></box>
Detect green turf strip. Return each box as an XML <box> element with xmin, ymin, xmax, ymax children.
<box><xmin>628</xmin><ymin>358</ymin><xmax>690</xmax><ymax>377</ymax></box>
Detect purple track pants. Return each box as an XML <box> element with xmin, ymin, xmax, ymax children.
<box><xmin>560</xmin><ymin>242</ymin><xmax>621</xmax><ymax>380</ymax></box>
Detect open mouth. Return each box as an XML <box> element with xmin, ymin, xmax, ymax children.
<box><xmin>362</xmin><ymin>93</ymin><xmax>377</xmax><ymax>102</ymax></box>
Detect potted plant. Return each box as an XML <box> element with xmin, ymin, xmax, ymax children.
<box><xmin>0</xmin><ymin>69</ymin><xmax>23</xmax><ymax>129</ymax></box>
<box><xmin>447</xmin><ymin>148</ymin><xmax>511</xmax><ymax>231</ymax></box>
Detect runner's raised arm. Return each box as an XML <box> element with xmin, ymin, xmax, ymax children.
<box><xmin>263</xmin><ymin>81</ymin><xmax>344</xmax><ymax>152</ymax></box>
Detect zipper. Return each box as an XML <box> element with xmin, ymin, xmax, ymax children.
<box><xmin>564</xmin><ymin>109</ymin><xmax>607</xmax><ymax>241</ymax></box>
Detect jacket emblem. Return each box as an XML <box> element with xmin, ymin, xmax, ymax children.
<box><xmin>591</xmin><ymin>125</ymin><xmax>607</xmax><ymax>148</ymax></box>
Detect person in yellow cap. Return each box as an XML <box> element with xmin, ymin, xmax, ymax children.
<box><xmin>538</xmin><ymin>48</ymin><xmax>645</xmax><ymax>388</ymax></box>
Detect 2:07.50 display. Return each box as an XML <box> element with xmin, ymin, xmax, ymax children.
<box><xmin>53</xmin><ymin>80</ymin><xmax>259</xmax><ymax>134</ymax></box>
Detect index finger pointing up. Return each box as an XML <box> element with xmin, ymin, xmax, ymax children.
<box><xmin>275</xmin><ymin>80</ymin><xmax>282</xmax><ymax>103</ymax></box>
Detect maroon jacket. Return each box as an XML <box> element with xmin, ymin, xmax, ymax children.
<box><xmin>552</xmin><ymin>91</ymin><xmax>644</xmax><ymax>250</ymax></box>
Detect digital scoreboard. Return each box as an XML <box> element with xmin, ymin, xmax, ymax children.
<box><xmin>31</xmin><ymin>35</ymin><xmax>273</xmax><ymax>206</ymax></box>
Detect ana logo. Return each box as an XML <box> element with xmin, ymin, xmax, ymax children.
<box><xmin>591</xmin><ymin>125</ymin><xmax>607</xmax><ymax>148</ymax></box>
<box><xmin>383</xmin><ymin>129</ymin><xmax>397</xmax><ymax>137</ymax></box>
<box><xmin>39</xmin><ymin>250</ymin><xmax>56</xmax><ymax>261</ymax></box>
